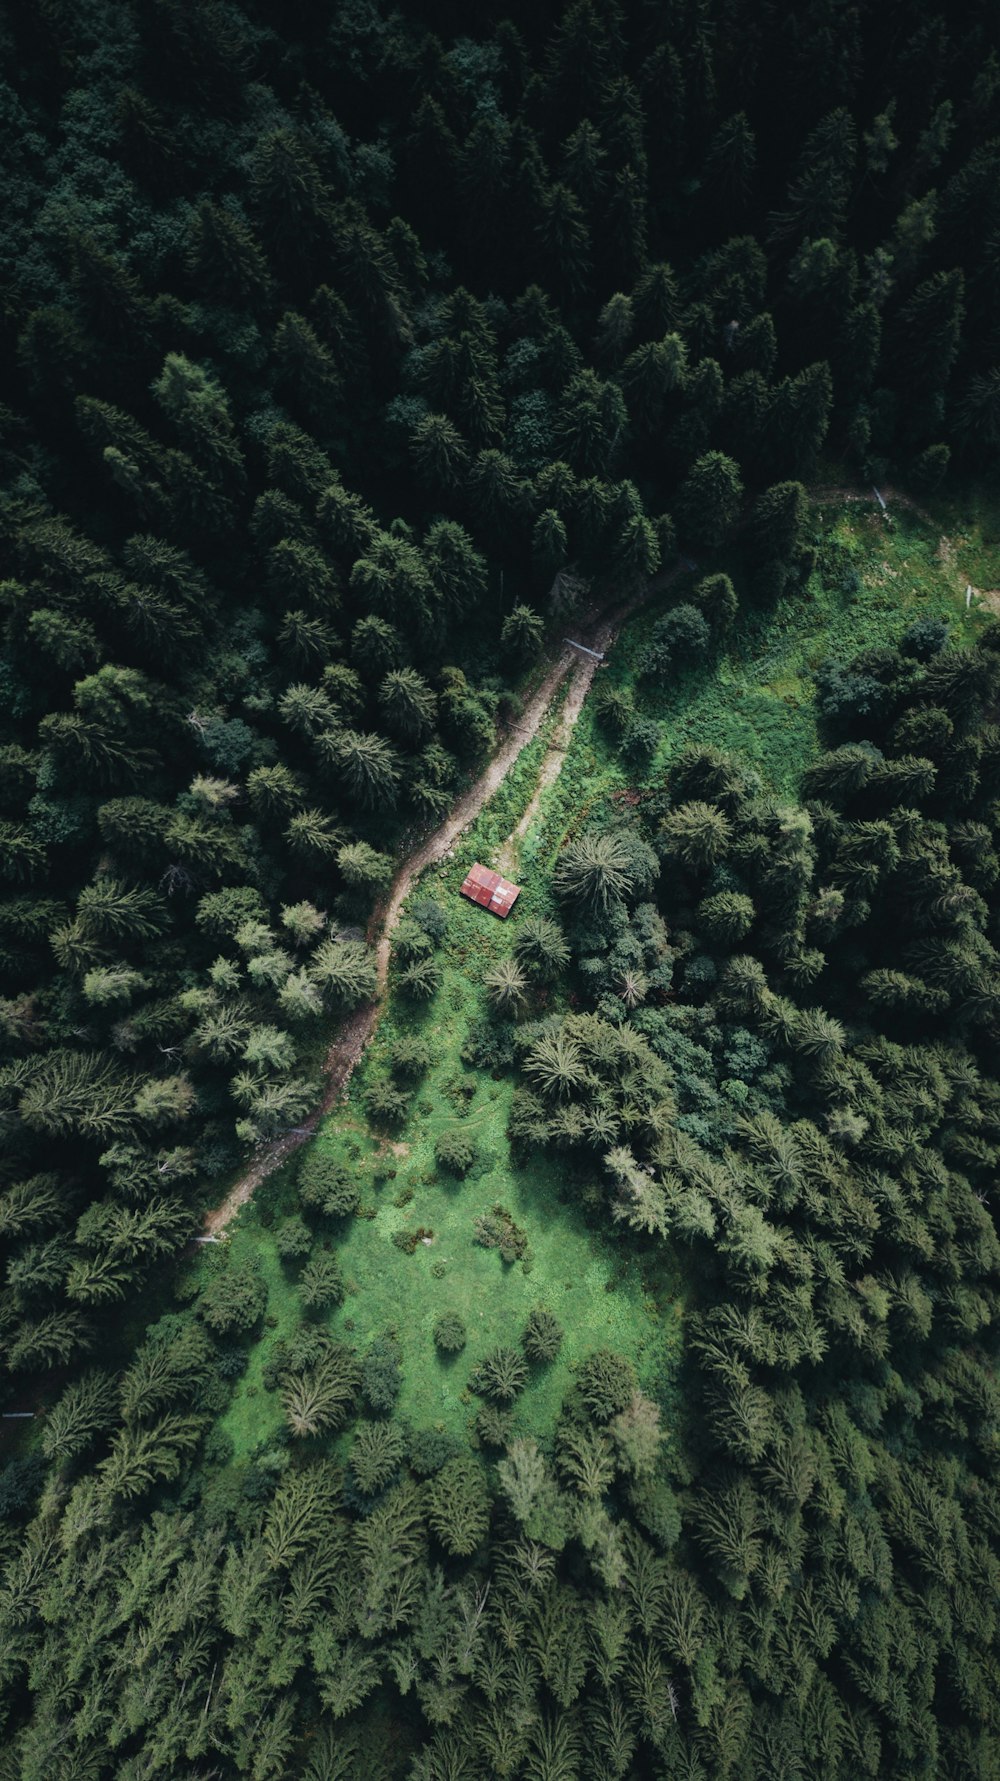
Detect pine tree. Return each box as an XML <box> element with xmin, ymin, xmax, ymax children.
<box><xmin>553</xmin><ymin>833</ymin><xmax>636</xmax><ymax>915</ymax></box>
<box><xmin>675</xmin><ymin>452</ymin><xmax>743</xmax><ymax>547</ymax></box>
<box><xmin>321</xmin><ymin>731</ymin><xmax>401</xmax><ymax>811</ymax></box>
<box><xmin>184</xmin><ymin>198</ymin><xmax>271</xmax><ymax>305</ymax></box>
<box><xmin>411</xmin><ymin>413</ymin><xmax>470</xmax><ymax>492</ymax></box>
<box><xmin>274</xmin><ymin>312</ymin><xmax>341</xmax><ymax>430</ymax></box>
<box><xmin>502</xmin><ymin>604</ymin><xmax>545</xmax><ymax>663</ymax></box>
<box><xmin>379</xmin><ymin>669</ymin><xmax>437</xmax><ymax>744</ymax></box>
<box><xmin>485</xmin><ymin>957</ymin><xmax>529</xmax><ymax>1014</ymax></box>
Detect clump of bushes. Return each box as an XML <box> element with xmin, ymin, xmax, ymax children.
<box><xmin>392</xmin><ymin>1225</ymin><xmax>433</xmax><ymax>1255</ymax></box>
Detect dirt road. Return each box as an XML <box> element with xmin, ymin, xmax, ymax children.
<box><xmin>203</xmin><ymin>562</ymin><xmax>687</xmax><ymax>1234</ymax></box>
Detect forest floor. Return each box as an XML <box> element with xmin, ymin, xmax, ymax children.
<box><xmin>202</xmin><ymin>487</ymin><xmax>998</xmax><ymax>1454</ymax></box>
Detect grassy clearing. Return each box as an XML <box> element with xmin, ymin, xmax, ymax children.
<box><xmin>207</xmin><ymin>491</ymin><xmax>999</xmax><ymax>1460</ymax></box>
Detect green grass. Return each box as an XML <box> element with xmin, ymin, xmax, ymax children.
<box><xmin>207</xmin><ymin>491</ymin><xmax>999</xmax><ymax>1461</ymax></box>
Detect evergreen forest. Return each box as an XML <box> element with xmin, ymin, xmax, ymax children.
<box><xmin>1</xmin><ymin>0</ymin><xmax>1000</xmax><ymax>1775</ymax></box>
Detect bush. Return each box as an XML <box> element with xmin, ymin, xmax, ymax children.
<box><xmin>435</xmin><ymin>1129</ymin><xmax>477</xmax><ymax>1176</ymax></box>
<box><xmin>298</xmin><ymin>1148</ymin><xmax>360</xmax><ymax>1217</ymax></box>
<box><xmin>900</xmin><ymin>616</ymin><xmax>948</xmax><ymax>661</ymax></box>
<box><xmin>622</xmin><ymin>714</ymin><xmax>662</xmax><ymax>770</ymax></box>
<box><xmin>815</xmin><ymin>657</ymin><xmax>891</xmax><ymax>735</ymax></box>
<box><xmin>473</xmin><ymin>1205</ymin><xmax>529</xmax><ymax>1264</ymax></box>
<box><xmin>433</xmin><ymin>1312</ymin><xmax>468</xmax><ymax>1353</ymax></box>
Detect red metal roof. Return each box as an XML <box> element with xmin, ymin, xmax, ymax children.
<box><xmin>459</xmin><ymin>862</ymin><xmax>522</xmax><ymax>919</ymax></box>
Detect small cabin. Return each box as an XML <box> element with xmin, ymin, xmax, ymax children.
<box><xmin>459</xmin><ymin>862</ymin><xmax>521</xmax><ymax>919</ymax></box>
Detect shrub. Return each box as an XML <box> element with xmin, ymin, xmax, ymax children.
<box><xmin>409</xmin><ymin>1427</ymin><xmax>458</xmax><ymax>1476</ymax></box>
<box><xmin>433</xmin><ymin>1312</ymin><xmax>468</xmax><ymax>1353</ymax></box>
<box><xmin>623</xmin><ymin>714</ymin><xmax>662</xmax><ymax>770</ymax></box>
<box><xmin>473</xmin><ymin>1205</ymin><xmax>529</xmax><ymax>1263</ymax></box>
<box><xmin>900</xmin><ymin>616</ymin><xmax>948</xmax><ymax>661</ymax></box>
<box><xmin>435</xmin><ymin>1129</ymin><xmax>477</xmax><ymax>1176</ymax></box>
<box><xmin>410</xmin><ymin>896</ymin><xmax>448</xmax><ymax>943</ymax></box>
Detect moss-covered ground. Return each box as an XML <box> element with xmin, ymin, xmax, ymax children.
<box><xmin>209</xmin><ymin>489</ymin><xmax>999</xmax><ymax>1460</ymax></box>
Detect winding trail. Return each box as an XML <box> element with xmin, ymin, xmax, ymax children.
<box><xmin>204</xmin><ymin>560</ymin><xmax>688</xmax><ymax>1234</ymax></box>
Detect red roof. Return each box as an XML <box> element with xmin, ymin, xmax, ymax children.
<box><xmin>459</xmin><ymin>862</ymin><xmax>522</xmax><ymax>919</ymax></box>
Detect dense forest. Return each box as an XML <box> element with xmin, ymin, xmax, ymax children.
<box><xmin>1</xmin><ymin>0</ymin><xmax>999</xmax><ymax>1774</ymax></box>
